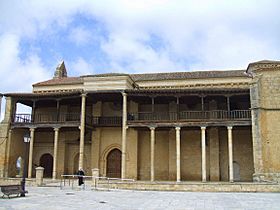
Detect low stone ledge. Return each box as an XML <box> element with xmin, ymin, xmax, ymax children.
<box><xmin>97</xmin><ymin>181</ymin><xmax>280</xmax><ymax>192</ymax></box>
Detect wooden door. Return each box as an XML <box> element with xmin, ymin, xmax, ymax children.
<box><xmin>106</xmin><ymin>149</ymin><xmax>121</xmax><ymax>178</ymax></box>
<box><xmin>40</xmin><ymin>153</ymin><xmax>53</xmax><ymax>178</ymax></box>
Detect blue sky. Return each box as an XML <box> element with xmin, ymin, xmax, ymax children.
<box><xmin>0</xmin><ymin>0</ymin><xmax>280</xmax><ymax>95</ymax></box>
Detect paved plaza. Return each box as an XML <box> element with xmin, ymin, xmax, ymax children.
<box><xmin>1</xmin><ymin>186</ymin><xmax>280</xmax><ymax>210</ymax></box>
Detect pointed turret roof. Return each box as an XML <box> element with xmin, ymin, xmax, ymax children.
<box><xmin>53</xmin><ymin>61</ymin><xmax>67</xmax><ymax>79</ymax></box>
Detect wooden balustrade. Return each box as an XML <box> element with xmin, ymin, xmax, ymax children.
<box><xmin>92</xmin><ymin>116</ymin><xmax>122</xmax><ymax>126</ymax></box>
<box><xmin>128</xmin><ymin>110</ymin><xmax>251</xmax><ymax>121</ymax></box>
<box><xmin>13</xmin><ymin>110</ymin><xmax>251</xmax><ymax>126</ymax></box>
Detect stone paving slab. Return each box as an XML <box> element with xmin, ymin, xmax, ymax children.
<box><xmin>1</xmin><ymin>186</ymin><xmax>280</xmax><ymax>210</ymax></box>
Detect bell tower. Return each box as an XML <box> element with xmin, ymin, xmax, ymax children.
<box><xmin>53</xmin><ymin>61</ymin><xmax>67</xmax><ymax>79</ymax></box>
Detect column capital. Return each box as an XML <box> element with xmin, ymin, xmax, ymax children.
<box><xmin>149</xmin><ymin>126</ymin><xmax>156</xmax><ymax>131</ymax></box>
<box><xmin>29</xmin><ymin>127</ymin><xmax>36</xmax><ymax>132</ymax></box>
<box><xmin>122</xmin><ymin>92</ymin><xmax>127</xmax><ymax>97</ymax></box>
<box><xmin>53</xmin><ymin>127</ymin><xmax>60</xmax><ymax>132</ymax></box>
<box><xmin>201</xmin><ymin>126</ymin><xmax>206</xmax><ymax>130</ymax></box>
<box><xmin>175</xmin><ymin>126</ymin><xmax>181</xmax><ymax>131</ymax></box>
<box><xmin>227</xmin><ymin>126</ymin><xmax>233</xmax><ymax>130</ymax></box>
<box><xmin>81</xmin><ymin>93</ymin><xmax>87</xmax><ymax>97</ymax></box>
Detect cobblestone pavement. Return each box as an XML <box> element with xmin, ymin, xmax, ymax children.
<box><xmin>1</xmin><ymin>186</ymin><xmax>280</xmax><ymax>210</ymax></box>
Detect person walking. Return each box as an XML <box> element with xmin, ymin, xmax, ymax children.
<box><xmin>77</xmin><ymin>168</ymin><xmax>85</xmax><ymax>186</ymax></box>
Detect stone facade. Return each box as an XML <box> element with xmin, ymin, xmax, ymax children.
<box><xmin>0</xmin><ymin>60</ymin><xmax>279</xmax><ymax>185</ymax></box>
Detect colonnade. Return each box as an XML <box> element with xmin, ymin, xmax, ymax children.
<box><xmin>146</xmin><ymin>125</ymin><xmax>234</xmax><ymax>182</ymax></box>
<box><xmin>12</xmin><ymin>93</ymin><xmax>88</xmax><ymax>180</ymax></box>
<box><xmin>12</xmin><ymin>92</ymin><xmax>235</xmax><ymax>182</ymax></box>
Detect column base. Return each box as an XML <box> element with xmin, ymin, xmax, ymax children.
<box><xmin>253</xmin><ymin>173</ymin><xmax>280</xmax><ymax>183</ymax></box>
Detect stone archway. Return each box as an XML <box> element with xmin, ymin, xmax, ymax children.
<box><xmin>39</xmin><ymin>153</ymin><xmax>53</xmax><ymax>178</ymax></box>
<box><xmin>106</xmin><ymin>149</ymin><xmax>121</xmax><ymax>178</ymax></box>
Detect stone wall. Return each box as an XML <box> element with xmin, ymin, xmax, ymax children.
<box><xmin>250</xmin><ymin>67</ymin><xmax>280</xmax><ymax>182</ymax></box>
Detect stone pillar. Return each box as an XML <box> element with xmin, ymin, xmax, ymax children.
<box><xmin>175</xmin><ymin>127</ymin><xmax>181</xmax><ymax>182</ymax></box>
<box><xmin>35</xmin><ymin>167</ymin><xmax>44</xmax><ymax>186</ymax></box>
<box><xmin>201</xmin><ymin>96</ymin><xmax>205</xmax><ymax>111</ymax></box>
<box><xmin>227</xmin><ymin>126</ymin><xmax>234</xmax><ymax>182</ymax></box>
<box><xmin>92</xmin><ymin>168</ymin><xmax>99</xmax><ymax>187</ymax></box>
<box><xmin>201</xmin><ymin>126</ymin><xmax>207</xmax><ymax>182</ymax></box>
<box><xmin>226</xmin><ymin>96</ymin><xmax>231</xmax><ymax>112</ymax></box>
<box><xmin>4</xmin><ymin>129</ymin><xmax>12</xmax><ymax>177</ymax></box>
<box><xmin>52</xmin><ymin>127</ymin><xmax>60</xmax><ymax>180</ymax></box>
<box><xmin>121</xmin><ymin>92</ymin><xmax>127</xmax><ymax>179</ymax></box>
<box><xmin>56</xmin><ymin>100</ymin><xmax>60</xmax><ymax>121</ymax></box>
<box><xmin>150</xmin><ymin>127</ymin><xmax>155</xmax><ymax>181</ymax></box>
<box><xmin>28</xmin><ymin>128</ymin><xmax>35</xmax><ymax>178</ymax></box>
<box><xmin>151</xmin><ymin>97</ymin><xmax>155</xmax><ymax>113</ymax></box>
<box><xmin>31</xmin><ymin>101</ymin><xmax>36</xmax><ymax>122</ymax></box>
<box><xmin>79</xmin><ymin>93</ymin><xmax>86</xmax><ymax>170</ymax></box>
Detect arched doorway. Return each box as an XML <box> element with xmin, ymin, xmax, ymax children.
<box><xmin>40</xmin><ymin>153</ymin><xmax>53</xmax><ymax>178</ymax></box>
<box><xmin>106</xmin><ymin>149</ymin><xmax>121</xmax><ymax>178</ymax></box>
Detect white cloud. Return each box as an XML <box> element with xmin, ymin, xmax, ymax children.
<box><xmin>0</xmin><ymin>0</ymin><xmax>280</xmax><ymax>83</ymax></box>
<box><xmin>68</xmin><ymin>27</ymin><xmax>92</xmax><ymax>46</ymax></box>
<box><xmin>68</xmin><ymin>57</ymin><xmax>94</xmax><ymax>76</ymax></box>
<box><xmin>0</xmin><ymin>33</ymin><xmax>50</xmax><ymax>93</ymax></box>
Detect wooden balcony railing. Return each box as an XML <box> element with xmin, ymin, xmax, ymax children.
<box><xmin>13</xmin><ymin>113</ymin><xmax>81</xmax><ymax>124</ymax></box>
<box><xmin>13</xmin><ymin>114</ymin><xmax>122</xmax><ymax>126</ymax></box>
<box><xmin>13</xmin><ymin>110</ymin><xmax>251</xmax><ymax>127</ymax></box>
<box><xmin>92</xmin><ymin>116</ymin><xmax>122</xmax><ymax>126</ymax></box>
<box><xmin>128</xmin><ymin>110</ymin><xmax>251</xmax><ymax>121</ymax></box>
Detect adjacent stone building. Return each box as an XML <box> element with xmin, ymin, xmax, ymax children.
<box><xmin>0</xmin><ymin>60</ymin><xmax>279</xmax><ymax>183</ymax></box>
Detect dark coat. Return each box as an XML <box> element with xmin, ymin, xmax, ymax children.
<box><xmin>77</xmin><ymin>170</ymin><xmax>85</xmax><ymax>186</ymax></box>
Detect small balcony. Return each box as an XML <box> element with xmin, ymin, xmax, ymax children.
<box><xmin>12</xmin><ymin>114</ymin><xmax>123</xmax><ymax>127</ymax></box>
<box><xmin>13</xmin><ymin>113</ymin><xmax>82</xmax><ymax>127</ymax></box>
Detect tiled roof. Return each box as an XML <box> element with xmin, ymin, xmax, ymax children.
<box><xmin>130</xmin><ymin>70</ymin><xmax>247</xmax><ymax>81</ymax></box>
<box><xmin>33</xmin><ymin>77</ymin><xmax>82</xmax><ymax>86</ymax></box>
<box><xmin>249</xmin><ymin>60</ymin><xmax>280</xmax><ymax>64</ymax></box>
<box><xmin>33</xmin><ymin>70</ymin><xmax>248</xmax><ymax>86</ymax></box>
<box><xmin>4</xmin><ymin>91</ymin><xmax>82</xmax><ymax>98</ymax></box>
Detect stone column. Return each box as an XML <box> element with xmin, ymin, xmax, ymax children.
<box><xmin>121</xmin><ymin>92</ymin><xmax>127</xmax><ymax>179</ymax></box>
<box><xmin>226</xmin><ymin>96</ymin><xmax>231</xmax><ymax>112</ymax></box>
<box><xmin>28</xmin><ymin>128</ymin><xmax>35</xmax><ymax>178</ymax></box>
<box><xmin>150</xmin><ymin>127</ymin><xmax>155</xmax><ymax>181</ymax></box>
<box><xmin>31</xmin><ymin>101</ymin><xmax>36</xmax><ymax>122</ymax></box>
<box><xmin>175</xmin><ymin>127</ymin><xmax>181</xmax><ymax>182</ymax></box>
<box><xmin>227</xmin><ymin>126</ymin><xmax>234</xmax><ymax>182</ymax></box>
<box><xmin>79</xmin><ymin>93</ymin><xmax>87</xmax><ymax>170</ymax></box>
<box><xmin>52</xmin><ymin>127</ymin><xmax>60</xmax><ymax>180</ymax></box>
<box><xmin>4</xmin><ymin>129</ymin><xmax>12</xmax><ymax>177</ymax></box>
<box><xmin>201</xmin><ymin>126</ymin><xmax>207</xmax><ymax>182</ymax></box>
<box><xmin>151</xmin><ymin>97</ymin><xmax>155</xmax><ymax>113</ymax></box>
<box><xmin>201</xmin><ymin>95</ymin><xmax>205</xmax><ymax>111</ymax></box>
<box><xmin>56</xmin><ymin>100</ymin><xmax>60</xmax><ymax>121</ymax></box>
